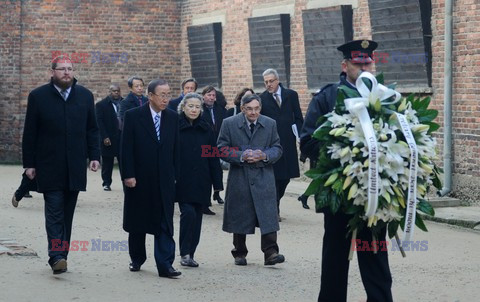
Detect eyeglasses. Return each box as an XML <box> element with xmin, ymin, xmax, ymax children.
<box><xmin>53</xmin><ymin>67</ymin><xmax>74</xmax><ymax>73</ymax></box>
<box><xmin>151</xmin><ymin>92</ymin><xmax>171</xmax><ymax>99</ymax></box>
<box><xmin>243</xmin><ymin>107</ymin><xmax>261</xmax><ymax>113</ymax></box>
<box><xmin>264</xmin><ymin>79</ymin><xmax>278</xmax><ymax>85</ymax></box>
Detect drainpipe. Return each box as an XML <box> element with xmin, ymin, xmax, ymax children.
<box><xmin>438</xmin><ymin>0</ymin><xmax>453</xmax><ymax>196</ymax></box>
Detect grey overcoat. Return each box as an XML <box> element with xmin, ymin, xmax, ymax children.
<box><xmin>217</xmin><ymin>113</ymin><xmax>283</xmax><ymax>235</ymax></box>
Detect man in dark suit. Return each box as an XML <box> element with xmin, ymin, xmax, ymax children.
<box><xmin>96</xmin><ymin>84</ymin><xmax>123</xmax><ymax>191</ymax></box>
<box><xmin>22</xmin><ymin>55</ymin><xmax>100</xmax><ymax>274</ymax></box>
<box><xmin>217</xmin><ymin>94</ymin><xmax>285</xmax><ymax>266</ymax></box>
<box><xmin>167</xmin><ymin>77</ymin><xmax>197</xmax><ymax>112</ymax></box>
<box><xmin>260</xmin><ymin>69</ymin><xmax>304</xmax><ymax>220</ymax></box>
<box><xmin>121</xmin><ymin>78</ymin><xmax>181</xmax><ymax>278</ymax></box>
<box><xmin>201</xmin><ymin>85</ymin><xmax>227</xmax><ymax>214</ymax></box>
<box><xmin>300</xmin><ymin>40</ymin><xmax>393</xmax><ymax>302</ymax></box>
<box><xmin>119</xmin><ymin>76</ymin><xmax>148</xmax><ymax>124</ymax></box>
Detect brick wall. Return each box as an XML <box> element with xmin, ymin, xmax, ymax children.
<box><xmin>2</xmin><ymin>0</ymin><xmax>480</xmax><ymax>201</ymax></box>
<box><xmin>0</xmin><ymin>0</ymin><xmax>182</xmax><ymax>162</ymax></box>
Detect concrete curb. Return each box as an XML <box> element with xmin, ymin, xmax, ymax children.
<box><xmin>420</xmin><ymin>214</ymin><xmax>480</xmax><ymax>230</ymax></box>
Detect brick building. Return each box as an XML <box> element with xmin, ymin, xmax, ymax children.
<box><xmin>1</xmin><ymin>0</ymin><xmax>479</xmax><ymax>201</ymax></box>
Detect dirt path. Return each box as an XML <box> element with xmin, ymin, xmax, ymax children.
<box><xmin>1</xmin><ymin>165</ymin><xmax>479</xmax><ymax>302</ymax></box>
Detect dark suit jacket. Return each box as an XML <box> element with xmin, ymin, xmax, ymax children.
<box><xmin>202</xmin><ymin>101</ymin><xmax>227</xmax><ymax>139</ymax></box>
<box><xmin>119</xmin><ymin>92</ymin><xmax>148</xmax><ymax>123</ymax></box>
<box><xmin>22</xmin><ymin>78</ymin><xmax>100</xmax><ymax>192</ymax></box>
<box><xmin>121</xmin><ymin>104</ymin><xmax>180</xmax><ymax>236</ymax></box>
<box><xmin>96</xmin><ymin>96</ymin><xmax>122</xmax><ymax>157</ymax></box>
<box><xmin>167</xmin><ymin>94</ymin><xmax>183</xmax><ymax>112</ymax></box>
<box><xmin>260</xmin><ymin>83</ymin><xmax>304</xmax><ymax>180</ymax></box>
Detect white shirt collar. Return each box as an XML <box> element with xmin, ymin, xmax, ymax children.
<box><xmin>54</xmin><ymin>85</ymin><xmax>71</xmax><ymax>98</ymax></box>
<box><xmin>149</xmin><ymin>106</ymin><xmax>162</xmax><ymax>120</ymax></box>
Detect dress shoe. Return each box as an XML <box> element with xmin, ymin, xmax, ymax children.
<box><xmin>213</xmin><ymin>191</ymin><xmax>224</xmax><ymax>204</ymax></box>
<box><xmin>234</xmin><ymin>257</ymin><xmax>247</xmax><ymax>266</ymax></box>
<box><xmin>297</xmin><ymin>195</ymin><xmax>310</xmax><ymax>209</ymax></box>
<box><xmin>52</xmin><ymin>258</ymin><xmax>67</xmax><ymax>274</ymax></box>
<box><xmin>11</xmin><ymin>194</ymin><xmax>19</xmax><ymax>208</ymax></box>
<box><xmin>24</xmin><ymin>192</ymin><xmax>33</xmax><ymax>198</ymax></box>
<box><xmin>103</xmin><ymin>185</ymin><xmax>111</xmax><ymax>191</ymax></box>
<box><xmin>159</xmin><ymin>267</ymin><xmax>182</xmax><ymax>278</ymax></box>
<box><xmin>264</xmin><ymin>253</ymin><xmax>285</xmax><ymax>266</ymax></box>
<box><xmin>203</xmin><ymin>207</ymin><xmax>216</xmax><ymax>215</ymax></box>
<box><xmin>180</xmin><ymin>255</ymin><xmax>199</xmax><ymax>267</ymax></box>
<box><xmin>129</xmin><ymin>263</ymin><xmax>141</xmax><ymax>272</ymax></box>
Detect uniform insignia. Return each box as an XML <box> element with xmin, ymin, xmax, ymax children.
<box><xmin>361</xmin><ymin>40</ymin><xmax>369</xmax><ymax>49</ymax></box>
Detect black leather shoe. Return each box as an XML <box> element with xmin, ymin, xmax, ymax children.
<box><xmin>213</xmin><ymin>192</ymin><xmax>224</xmax><ymax>204</ymax></box>
<box><xmin>129</xmin><ymin>263</ymin><xmax>141</xmax><ymax>272</ymax></box>
<box><xmin>24</xmin><ymin>192</ymin><xmax>33</xmax><ymax>198</ymax></box>
<box><xmin>234</xmin><ymin>257</ymin><xmax>247</xmax><ymax>266</ymax></box>
<box><xmin>103</xmin><ymin>185</ymin><xmax>111</xmax><ymax>191</ymax></box>
<box><xmin>203</xmin><ymin>207</ymin><xmax>216</xmax><ymax>215</ymax></box>
<box><xmin>52</xmin><ymin>258</ymin><xmax>67</xmax><ymax>274</ymax></box>
<box><xmin>264</xmin><ymin>253</ymin><xmax>285</xmax><ymax>266</ymax></box>
<box><xmin>159</xmin><ymin>267</ymin><xmax>182</xmax><ymax>278</ymax></box>
<box><xmin>298</xmin><ymin>195</ymin><xmax>310</xmax><ymax>209</ymax></box>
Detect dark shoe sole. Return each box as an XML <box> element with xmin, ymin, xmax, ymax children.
<box><xmin>234</xmin><ymin>258</ymin><xmax>247</xmax><ymax>266</ymax></box>
<box><xmin>129</xmin><ymin>263</ymin><xmax>141</xmax><ymax>272</ymax></box>
<box><xmin>11</xmin><ymin>195</ymin><xmax>19</xmax><ymax>208</ymax></box>
<box><xmin>264</xmin><ymin>254</ymin><xmax>285</xmax><ymax>266</ymax></box>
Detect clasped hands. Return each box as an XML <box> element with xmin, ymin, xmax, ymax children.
<box><xmin>241</xmin><ymin>149</ymin><xmax>266</xmax><ymax>164</ymax></box>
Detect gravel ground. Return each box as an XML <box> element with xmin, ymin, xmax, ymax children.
<box><xmin>0</xmin><ymin>165</ymin><xmax>479</xmax><ymax>302</ymax></box>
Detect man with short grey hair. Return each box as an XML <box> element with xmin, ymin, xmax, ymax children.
<box><xmin>218</xmin><ymin>93</ymin><xmax>285</xmax><ymax>266</ymax></box>
<box><xmin>260</xmin><ymin>68</ymin><xmax>304</xmax><ymax>221</ymax></box>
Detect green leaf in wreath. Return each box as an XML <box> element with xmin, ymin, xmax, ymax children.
<box><xmin>417</xmin><ymin>200</ymin><xmax>435</xmax><ymax>216</ymax></box>
<box><xmin>304</xmin><ymin>178</ymin><xmax>322</xmax><ymax>196</ymax></box>
<box><xmin>329</xmin><ymin>191</ymin><xmax>341</xmax><ymax>214</ymax></box>
<box><xmin>417</xmin><ymin>109</ymin><xmax>438</xmax><ymax>123</ymax></box>
<box><xmin>375</xmin><ymin>73</ymin><xmax>385</xmax><ymax>85</ymax></box>
<box><xmin>388</xmin><ymin>221</ymin><xmax>400</xmax><ymax>239</ymax></box>
<box><xmin>332</xmin><ymin>178</ymin><xmax>344</xmax><ymax>195</ymax></box>
<box><xmin>338</xmin><ymin>85</ymin><xmax>361</xmax><ymax>99</ymax></box>
<box><xmin>415</xmin><ymin>214</ymin><xmax>429</xmax><ymax>232</ymax></box>
<box><xmin>315</xmin><ymin>189</ymin><xmax>330</xmax><ymax>211</ymax></box>
<box><xmin>426</xmin><ymin>121</ymin><xmax>440</xmax><ymax>134</ymax></box>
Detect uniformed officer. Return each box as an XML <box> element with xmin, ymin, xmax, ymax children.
<box><xmin>300</xmin><ymin>40</ymin><xmax>394</xmax><ymax>302</ymax></box>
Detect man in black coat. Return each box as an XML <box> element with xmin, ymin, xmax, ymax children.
<box><xmin>201</xmin><ymin>85</ymin><xmax>228</xmax><ymax>214</ymax></box>
<box><xmin>95</xmin><ymin>84</ymin><xmax>122</xmax><ymax>191</ymax></box>
<box><xmin>167</xmin><ymin>77</ymin><xmax>198</xmax><ymax>112</ymax></box>
<box><xmin>300</xmin><ymin>40</ymin><xmax>393</xmax><ymax>302</ymax></box>
<box><xmin>22</xmin><ymin>56</ymin><xmax>100</xmax><ymax>274</ymax></box>
<box><xmin>121</xmin><ymin>78</ymin><xmax>181</xmax><ymax>278</ymax></box>
<box><xmin>96</xmin><ymin>84</ymin><xmax>122</xmax><ymax>191</ymax></box>
<box><xmin>260</xmin><ymin>68</ymin><xmax>304</xmax><ymax>219</ymax></box>
<box><xmin>118</xmin><ymin>76</ymin><xmax>148</xmax><ymax>124</ymax></box>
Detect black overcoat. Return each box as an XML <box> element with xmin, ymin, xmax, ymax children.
<box><xmin>176</xmin><ymin>114</ymin><xmax>223</xmax><ymax>205</ymax></box>
<box><xmin>119</xmin><ymin>92</ymin><xmax>148</xmax><ymax>122</ymax></box>
<box><xmin>95</xmin><ymin>96</ymin><xmax>121</xmax><ymax>157</ymax></box>
<box><xmin>260</xmin><ymin>84</ymin><xmax>304</xmax><ymax>180</ymax></box>
<box><xmin>22</xmin><ymin>79</ymin><xmax>100</xmax><ymax>192</ymax></box>
<box><xmin>121</xmin><ymin>104</ymin><xmax>180</xmax><ymax>236</ymax></box>
<box><xmin>202</xmin><ymin>101</ymin><xmax>227</xmax><ymax>140</ymax></box>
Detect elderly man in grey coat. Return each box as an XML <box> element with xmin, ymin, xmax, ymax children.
<box><xmin>217</xmin><ymin>94</ymin><xmax>285</xmax><ymax>266</ymax></box>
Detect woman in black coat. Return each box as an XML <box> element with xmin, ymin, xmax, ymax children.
<box><xmin>226</xmin><ymin>88</ymin><xmax>254</xmax><ymax>117</ymax></box>
<box><xmin>176</xmin><ymin>93</ymin><xmax>224</xmax><ymax>267</ymax></box>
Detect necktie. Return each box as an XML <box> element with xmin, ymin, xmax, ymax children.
<box><xmin>250</xmin><ymin>123</ymin><xmax>255</xmax><ymax>134</ymax></box>
<box><xmin>154</xmin><ymin>114</ymin><xmax>160</xmax><ymax>141</ymax></box>
<box><xmin>210</xmin><ymin>108</ymin><xmax>215</xmax><ymax>125</ymax></box>
<box><xmin>138</xmin><ymin>96</ymin><xmax>143</xmax><ymax>106</ymax></box>
<box><xmin>273</xmin><ymin>93</ymin><xmax>281</xmax><ymax>108</ymax></box>
<box><xmin>113</xmin><ymin>102</ymin><xmax>121</xmax><ymax>129</ymax></box>
<box><xmin>61</xmin><ymin>89</ymin><xmax>68</xmax><ymax>101</ymax></box>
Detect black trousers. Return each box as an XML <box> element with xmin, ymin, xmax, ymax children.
<box><xmin>179</xmin><ymin>202</ymin><xmax>203</xmax><ymax>258</ymax></box>
<box><xmin>44</xmin><ymin>190</ymin><xmax>79</xmax><ymax>267</ymax></box>
<box><xmin>15</xmin><ymin>171</ymin><xmax>37</xmax><ymax>201</ymax></box>
<box><xmin>318</xmin><ymin>210</ymin><xmax>393</xmax><ymax>302</ymax></box>
<box><xmin>101</xmin><ymin>155</ymin><xmax>119</xmax><ymax>187</ymax></box>
<box><xmin>231</xmin><ymin>232</ymin><xmax>279</xmax><ymax>261</ymax></box>
<box><xmin>128</xmin><ymin>218</ymin><xmax>175</xmax><ymax>275</ymax></box>
<box><xmin>275</xmin><ymin>179</ymin><xmax>290</xmax><ymax>214</ymax></box>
